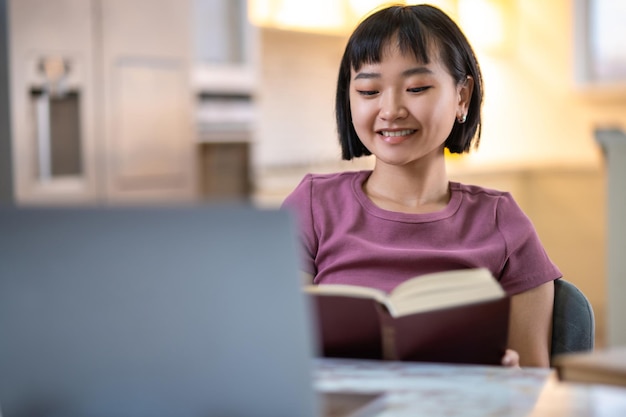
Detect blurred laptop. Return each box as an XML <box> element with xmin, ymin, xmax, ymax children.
<box><xmin>0</xmin><ymin>204</ymin><xmax>374</xmax><ymax>417</ymax></box>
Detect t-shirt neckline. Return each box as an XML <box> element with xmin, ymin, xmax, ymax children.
<box><xmin>351</xmin><ymin>170</ymin><xmax>463</xmax><ymax>223</ymax></box>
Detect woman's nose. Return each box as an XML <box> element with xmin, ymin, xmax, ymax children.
<box><xmin>379</xmin><ymin>92</ymin><xmax>408</xmax><ymax>121</ymax></box>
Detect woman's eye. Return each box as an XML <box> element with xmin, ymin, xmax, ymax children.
<box><xmin>357</xmin><ymin>90</ymin><xmax>378</xmax><ymax>96</ymax></box>
<box><xmin>408</xmin><ymin>86</ymin><xmax>431</xmax><ymax>93</ymax></box>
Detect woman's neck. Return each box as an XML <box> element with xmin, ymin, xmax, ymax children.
<box><xmin>363</xmin><ymin>161</ymin><xmax>450</xmax><ymax>214</ymax></box>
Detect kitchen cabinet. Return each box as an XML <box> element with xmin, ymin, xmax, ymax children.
<box><xmin>192</xmin><ymin>0</ymin><xmax>256</xmax><ymax>201</ymax></box>
<box><xmin>8</xmin><ymin>0</ymin><xmax>197</xmax><ymax>204</ymax></box>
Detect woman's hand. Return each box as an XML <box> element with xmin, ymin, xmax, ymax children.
<box><xmin>501</xmin><ymin>349</ymin><xmax>520</xmax><ymax>368</ymax></box>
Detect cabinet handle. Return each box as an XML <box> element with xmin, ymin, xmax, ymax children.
<box><xmin>35</xmin><ymin>91</ymin><xmax>51</xmax><ymax>182</ymax></box>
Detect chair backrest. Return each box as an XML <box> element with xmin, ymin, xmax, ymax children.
<box><xmin>551</xmin><ymin>279</ymin><xmax>595</xmax><ymax>362</ymax></box>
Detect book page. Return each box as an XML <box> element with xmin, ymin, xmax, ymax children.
<box><xmin>304</xmin><ymin>284</ymin><xmax>389</xmax><ymax>306</ymax></box>
<box><xmin>389</xmin><ymin>268</ymin><xmax>502</xmax><ymax>300</ymax></box>
<box><xmin>387</xmin><ymin>268</ymin><xmax>505</xmax><ymax>317</ymax></box>
<box><xmin>303</xmin><ymin>268</ymin><xmax>505</xmax><ymax>318</ymax></box>
<box><xmin>389</xmin><ymin>287</ymin><xmax>505</xmax><ymax>317</ymax></box>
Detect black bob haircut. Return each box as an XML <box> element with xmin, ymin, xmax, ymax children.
<box><xmin>335</xmin><ymin>4</ymin><xmax>483</xmax><ymax>160</ymax></box>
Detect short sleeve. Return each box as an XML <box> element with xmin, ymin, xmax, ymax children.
<box><xmin>281</xmin><ymin>175</ymin><xmax>318</xmax><ymax>276</ymax></box>
<box><xmin>495</xmin><ymin>193</ymin><xmax>562</xmax><ymax>295</ymax></box>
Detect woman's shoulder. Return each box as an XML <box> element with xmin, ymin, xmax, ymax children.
<box><xmin>290</xmin><ymin>170</ymin><xmax>370</xmax><ymax>196</ymax></box>
<box><xmin>451</xmin><ymin>181</ymin><xmax>525</xmax><ymax>219</ymax></box>
<box><xmin>451</xmin><ymin>181</ymin><xmax>513</xmax><ymax>199</ymax></box>
<box><xmin>300</xmin><ymin>170</ymin><xmax>370</xmax><ymax>186</ymax></box>
<box><xmin>282</xmin><ymin>170</ymin><xmax>370</xmax><ymax>208</ymax></box>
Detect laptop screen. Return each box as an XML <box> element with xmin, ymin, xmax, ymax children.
<box><xmin>0</xmin><ymin>205</ymin><xmax>319</xmax><ymax>417</ymax></box>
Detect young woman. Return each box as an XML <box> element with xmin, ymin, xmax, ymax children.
<box><xmin>282</xmin><ymin>4</ymin><xmax>561</xmax><ymax>367</ymax></box>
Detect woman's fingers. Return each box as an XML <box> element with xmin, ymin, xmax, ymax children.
<box><xmin>502</xmin><ymin>349</ymin><xmax>521</xmax><ymax>368</ymax></box>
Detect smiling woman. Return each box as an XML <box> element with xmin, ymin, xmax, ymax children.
<box><xmin>348</xmin><ymin>45</ymin><xmax>471</xmax><ymax>167</ymax></box>
<box><xmin>281</xmin><ymin>4</ymin><xmax>561</xmax><ymax>368</ymax></box>
<box><xmin>335</xmin><ymin>7</ymin><xmax>483</xmax><ymax>159</ymax></box>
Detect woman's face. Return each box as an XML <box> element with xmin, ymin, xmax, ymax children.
<box><xmin>349</xmin><ymin>43</ymin><xmax>472</xmax><ymax>168</ymax></box>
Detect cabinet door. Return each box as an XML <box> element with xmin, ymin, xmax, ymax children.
<box><xmin>8</xmin><ymin>0</ymin><xmax>99</xmax><ymax>204</ymax></box>
<box><xmin>100</xmin><ymin>0</ymin><xmax>197</xmax><ymax>203</ymax></box>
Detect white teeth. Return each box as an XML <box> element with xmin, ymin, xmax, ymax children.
<box><xmin>381</xmin><ymin>129</ymin><xmax>414</xmax><ymax>137</ymax></box>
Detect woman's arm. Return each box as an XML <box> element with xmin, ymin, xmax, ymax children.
<box><xmin>507</xmin><ymin>280</ymin><xmax>555</xmax><ymax>367</ymax></box>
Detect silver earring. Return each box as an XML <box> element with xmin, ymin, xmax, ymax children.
<box><xmin>457</xmin><ymin>114</ymin><xmax>467</xmax><ymax>124</ymax></box>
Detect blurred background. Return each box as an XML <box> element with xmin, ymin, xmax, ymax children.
<box><xmin>1</xmin><ymin>0</ymin><xmax>626</xmax><ymax>349</ymax></box>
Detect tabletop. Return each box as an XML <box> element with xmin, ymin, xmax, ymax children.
<box><xmin>313</xmin><ymin>358</ymin><xmax>626</xmax><ymax>417</ymax></box>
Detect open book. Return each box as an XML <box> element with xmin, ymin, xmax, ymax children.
<box><xmin>304</xmin><ymin>268</ymin><xmax>510</xmax><ymax>365</ymax></box>
<box><xmin>553</xmin><ymin>347</ymin><xmax>626</xmax><ymax>387</ymax></box>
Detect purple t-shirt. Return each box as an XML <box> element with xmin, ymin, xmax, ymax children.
<box><xmin>282</xmin><ymin>170</ymin><xmax>561</xmax><ymax>295</ymax></box>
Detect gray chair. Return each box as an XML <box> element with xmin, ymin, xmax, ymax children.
<box><xmin>551</xmin><ymin>279</ymin><xmax>595</xmax><ymax>363</ymax></box>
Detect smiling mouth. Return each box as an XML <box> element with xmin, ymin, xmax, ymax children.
<box><xmin>379</xmin><ymin>129</ymin><xmax>416</xmax><ymax>137</ymax></box>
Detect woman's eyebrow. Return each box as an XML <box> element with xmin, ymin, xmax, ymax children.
<box><xmin>402</xmin><ymin>67</ymin><xmax>434</xmax><ymax>77</ymax></box>
<box><xmin>353</xmin><ymin>66</ymin><xmax>434</xmax><ymax>81</ymax></box>
<box><xmin>353</xmin><ymin>71</ymin><xmax>380</xmax><ymax>80</ymax></box>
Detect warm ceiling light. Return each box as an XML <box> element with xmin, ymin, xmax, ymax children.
<box><xmin>248</xmin><ymin>0</ymin><xmax>406</xmax><ymax>35</ymax></box>
<box><xmin>457</xmin><ymin>0</ymin><xmax>506</xmax><ymax>52</ymax></box>
<box><xmin>348</xmin><ymin>0</ymin><xmax>394</xmax><ymax>18</ymax></box>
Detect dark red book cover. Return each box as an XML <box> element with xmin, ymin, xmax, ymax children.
<box><xmin>310</xmin><ymin>295</ymin><xmax>383</xmax><ymax>359</ymax></box>
<box><xmin>308</xmin><ymin>294</ymin><xmax>510</xmax><ymax>365</ymax></box>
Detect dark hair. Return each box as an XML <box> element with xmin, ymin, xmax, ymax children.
<box><xmin>335</xmin><ymin>4</ymin><xmax>483</xmax><ymax>160</ymax></box>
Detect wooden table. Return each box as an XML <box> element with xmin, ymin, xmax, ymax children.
<box><xmin>314</xmin><ymin>358</ymin><xmax>626</xmax><ymax>416</ymax></box>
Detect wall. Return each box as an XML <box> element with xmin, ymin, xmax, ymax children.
<box><xmin>252</xmin><ymin>28</ymin><xmax>347</xmax><ymax>169</ymax></box>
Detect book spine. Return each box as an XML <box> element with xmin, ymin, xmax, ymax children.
<box><xmin>377</xmin><ymin>305</ymin><xmax>399</xmax><ymax>361</ymax></box>
<box><xmin>381</xmin><ymin>324</ymin><xmax>398</xmax><ymax>360</ymax></box>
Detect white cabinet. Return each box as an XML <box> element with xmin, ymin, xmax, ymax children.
<box><xmin>8</xmin><ymin>0</ymin><xmax>98</xmax><ymax>204</ymax></box>
<box><xmin>99</xmin><ymin>0</ymin><xmax>196</xmax><ymax>203</ymax></box>
<box><xmin>191</xmin><ymin>0</ymin><xmax>257</xmax><ymax>200</ymax></box>
<box><xmin>8</xmin><ymin>0</ymin><xmax>197</xmax><ymax>204</ymax></box>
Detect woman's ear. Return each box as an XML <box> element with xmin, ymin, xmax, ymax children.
<box><xmin>457</xmin><ymin>75</ymin><xmax>474</xmax><ymax>114</ymax></box>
